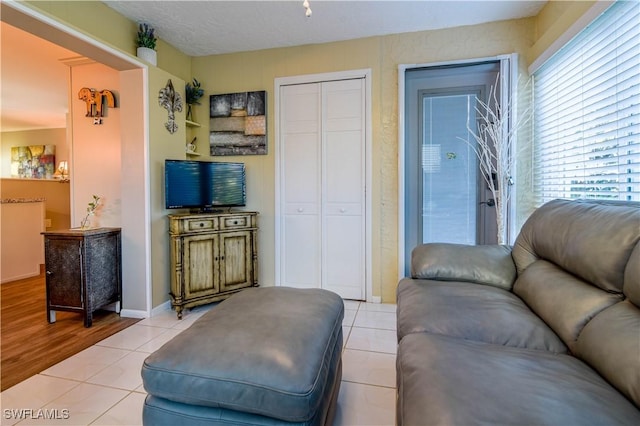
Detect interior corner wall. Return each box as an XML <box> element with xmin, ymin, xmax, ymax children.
<box><xmin>148</xmin><ymin>67</ymin><xmax>186</xmax><ymax>309</ymax></box>
<box><xmin>70</xmin><ymin>62</ymin><xmax>121</xmax><ymax>228</ymax></box>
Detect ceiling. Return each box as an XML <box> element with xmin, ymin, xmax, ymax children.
<box><xmin>104</xmin><ymin>0</ymin><xmax>547</xmax><ymax>56</ymax></box>
<box><xmin>1</xmin><ymin>0</ymin><xmax>546</xmax><ymax>132</ymax></box>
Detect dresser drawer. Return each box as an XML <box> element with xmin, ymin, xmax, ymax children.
<box><xmin>220</xmin><ymin>214</ymin><xmax>253</xmax><ymax>230</ymax></box>
<box><xmin>186</xmin><ymin>218</ymin><xmax>217</xmax><ymax>232</ymax></box>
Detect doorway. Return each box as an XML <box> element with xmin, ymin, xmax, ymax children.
<box><xmin>401</xmin><ymin>59</ymin><xmax>512</xmax><ymax>276</ymax></box>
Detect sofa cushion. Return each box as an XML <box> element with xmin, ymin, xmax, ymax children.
<box><xmin>575</xmin><ymin>300</ymin><xmax>640</xmax><ymax>407</ymax></box>
<box><xmin>141</xmin><ymin>287</ymin><xmax>344</xmax><ymax>423</ymax></box>
<box><xmin>397</xmin><ymin>332</ymin><xmax>640</xmax><ymax>426</ymax></box>
<box><xmin>396</xmin><ymin>278</ymin><xmax>567</xmax><ymax>352</ymax></box>
<box><xmin>512</xmin><ymin>199</ymin><xmax>640</xmax><ymax>293</ymax></box>
<box><xmin>410</xmin><ymin>243</ymin><xmax>516</xmax><ymax>290</ymax></box>
<box><xmin>624</xmin><ymin>244</ymin><xmax>640</xmax><ymax>306</ymax></box>
<box><xmin>514</xmin><ymin>260</ymin><xmax>623</xmax><ymax>352</ymax></box>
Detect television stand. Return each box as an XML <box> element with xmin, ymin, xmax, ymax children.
<box><xmin>168</xmin><ymin>211</ymin><xmax>259</xmax><ymax>318</ymax></box>
<box><xmin>190</xmin><ymin>207</ymin><xmax>233</xmax><ymax>214</ymax></box>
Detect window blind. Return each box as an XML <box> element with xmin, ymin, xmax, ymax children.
<box><xmin>533</xmin><ymin>0</ymin><xmax>640</xmax><ymax>204</ymax></box>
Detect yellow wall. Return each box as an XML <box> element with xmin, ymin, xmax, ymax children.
<box><xmin>192</xmin><ymin>18</ymin><xmax>536</xmax><ymax>302</ymax></box>
<box><xmin>528</xmin><ymin>0</ymin><xmax>603</xmax><ymax>65</ymax></box>
<box><xmin>18</xmin><ymin>0</ymin><xmax>603</xmax><ymax>305</ymax></box>
<box><xmin>0</xmin><ymin>128</ymin><xmax>70</xmax><ymax>230</ymax></box>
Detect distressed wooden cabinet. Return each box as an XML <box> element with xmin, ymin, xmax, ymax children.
<box><xmin>43</xmin><ymin>228</ymin><xmax>122</xmax><ymax>327</ymax></box>
<box><xmin>168</xmin><ymin>211</ymin><xmax>258</xmax><ymax>318</ymax></box>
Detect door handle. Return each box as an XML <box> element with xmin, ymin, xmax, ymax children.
<box><xmin>479</xmin><ymin>198</ymin><xmax>495</xmax><ymax>207</ymax></box>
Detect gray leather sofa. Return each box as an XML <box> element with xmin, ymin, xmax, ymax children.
<box><xmin>396</xmin><ymin>199</ymin><xmax>640</xmax><ymax>425</ymax></box>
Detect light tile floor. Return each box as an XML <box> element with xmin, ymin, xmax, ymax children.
<box><xmin>1</xmin><ymin>300</ymin><xmax>397</xmax><ymax>426</ymax></box>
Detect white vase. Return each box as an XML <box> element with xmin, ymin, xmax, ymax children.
<box><xmin>136</xmin><ymin>47</ymin><xmax>157</xmax><ymax>66</ymax></box>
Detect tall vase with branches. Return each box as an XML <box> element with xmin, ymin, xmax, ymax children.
<box><xmin>462</xmin><ymin>75</ymin><xmax>531</xmax><ymax>245</ymax></box>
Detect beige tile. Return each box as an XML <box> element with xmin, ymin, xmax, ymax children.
<box><xmin>18</xmin><ymin>383</ymin><xmax>128</xmax><ymax>425</ymax></box>
<box><xmin>86</xmin><ymin>351</ymin><xmax>149</xmax><ymax>391</ymax></box>
<box><xmin>343</xmin><ymin>300</ymin><xmax>361</xmax><ymax>311</ymax></box>
<box><xmin>359</xmin><ymin>302</ymin><xmax>397</xmax><ymax>313</ymax></box>
<box><xmin>136</xmin><ymin>309</ymin><xmax>180</xmax><ymax>328</ymax></box>
<box><xmin>342</xmin><ymin>349</ymin><xmax>396</xmax><ymax>388</ymax></box>
<box><xmin>334</xmin><ymin>381</ymin><xmax>396</xmax><ymax>426</ymax></box>
<box><xmin>40</xmin><ymin>346</ymin><xmax>130</xmax><ymax>381</ymax></box>
<box><xmin>343</xmin><ymin>308</ymin><xmax>357</xmax><ymax>326</ymax></box>
<box><xmin>135</xmin><ymin>328</ymin><xmax>183</xmax><ymax>353</ymax></box>
<box><xmin>95</xmin><ymin>324</ymin><xmax>167</xmax><ymax>350</ymax></box>
<box><xmin>92</xmin><ymin>391</ymin><xmax>146</xmax><ymax>426</ymax></box>
<box><xmin>0</xmin><ymin>376</ymin><xmax>80</xmax><ymax>426</ymax></box>
<box><xmin>353</xmin><ymin>310</ymin><xmax>396</xmax><ymax>330</ymax></box>
<box><xmin>346</xmin><ymin>327</ymin><xmax>397</xmax><ymax>354</ymax></box>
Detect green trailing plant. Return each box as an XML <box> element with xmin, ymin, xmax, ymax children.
<box><xmin>80</xmin><ymin>195</ymin><xmax>101</xmax><ymax>229</ymax></box>
<box><xmin>185</xmin><ymin>78</ymin><xmax>204</xmax><ymax>105</ymax></box>
<box><xmin>136</xmin><ymin>23</ymin><xmax>157</xmax><ymax>50</ymax></box>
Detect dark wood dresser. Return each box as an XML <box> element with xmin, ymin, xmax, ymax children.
<box><xmin>42</xmin><ymin>228</ymin><xmax>122</xmax><ymax>327</ymax></box>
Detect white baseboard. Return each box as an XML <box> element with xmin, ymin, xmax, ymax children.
<box><xmin>119</xmin><ymin>309</ymin><xmax>148</xmax><ymax>319</ymax></box>
<box><xmin>151</xmin><ymin>300</ymin><xmax>172</xmax><ymax>317</ymax></box>
<box><xmin>371</xmin><ymin>296</ymin><xmax>382</xmax><ymax>304</ymax></box>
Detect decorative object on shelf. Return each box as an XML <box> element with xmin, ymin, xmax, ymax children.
<box><xmin>187</xmin><ymin>137</ymin><xmax>197</xmax><ymax>154</ymax></box>
<box><xmin>185</xmin><ymin>78</ymin><xmax>204</xmax><ymax>122</ymax></box>
<box><xmin>159</xmin><ymin>79</ymin><xmax>183</xmax><ymax>134</ymax></box>
<box><xmin>10</xmin><ymin>145</ymin><xmax>55</xmax><ymax>179</ymax></box>
<box><xmin>78</xmin><ymin>88</ymin><xmax>116</xmax><ymax>124</ymax></box>
<box><xmin>210</xmin><ymin>90</ymin><xmax>267</xmax><ymax>156</ymax></box>
<box><xmin>460</xmin><ymin>74</ymin><xmax>532</xmax><ymax>244</ymax></box>
<box><xmin>136</xmin><ymin>23</ymin><xmax>157</xmax><ymax>66</ymax></box>
<box><xmin>53</xmin><ymin>161</ymin><xmax>69</xmax><ymax>182</ymax></box>
<box><xmin>80</xmin><ymin>195</ymin><xmax>101</xmax><ymax>229</ymax></box>
<box><xmin>303</xmin><ymin>0</ymin><xmax>312</xmax><ymax>17</ymax></box>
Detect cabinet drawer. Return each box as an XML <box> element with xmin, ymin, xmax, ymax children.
<box><xmin>186</xmin><ymin>218</ymin><xmax>217</xmax><ymax>232</ymax></box>
<box><xmin>220</xmin><ymin>215</ymin><xmax>252</xmax><ymax>230</ymax></box>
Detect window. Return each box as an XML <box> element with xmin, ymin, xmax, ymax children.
<box><xmin>534</xmin><ymin>0</ymin><xmax>640</xmax><ymax>204</ymax></box>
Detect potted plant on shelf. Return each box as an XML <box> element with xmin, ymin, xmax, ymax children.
<box><xmin>185</xmin><ymin>78</ymin><xmax>204</xmax><ymax>122</ymax></box>
<box><xmin>136</xmin><ymin>23</ymin><xmax>157</xmax><ymax>66</ymax></box>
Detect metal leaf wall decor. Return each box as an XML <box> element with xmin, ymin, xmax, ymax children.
<box><xmin>159</xmin><ymin>79</ymin><xmax>183</xmax><ymax>134</ymax></box>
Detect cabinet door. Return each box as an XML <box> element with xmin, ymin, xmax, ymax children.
<box><xmin>219</xmin><ymin>230</ymin><xmax>254</xmax><ymax>292</ymax></box>
<box><xmin>183</xmin><ymin>234</ymin><xmax>219</xmax><ymax>299</ymax></box>
<box><xmin>45</xmin><ymin>238</ymin><xmax>82</xmax><ymax>308</ymax></box>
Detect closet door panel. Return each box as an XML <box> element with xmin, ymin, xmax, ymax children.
<box><xmin>280</xmin><ymin>83</ymin><xmax>321</xmax><ymax>289</ymax></box>
<box><xmin>321</xmin><ymin>79</ymin><xmax>365</xmax><ymax>299</ymax></box>
<box><xmin>283</xmin><ymin>214</ymin><xmax>321</xmax><ymax>288</ymax></box>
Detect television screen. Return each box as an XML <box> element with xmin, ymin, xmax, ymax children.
<box><xmin>165</xmin><ymin>160</ymin><xmax>246</xmax><ymax>210</ymax></box>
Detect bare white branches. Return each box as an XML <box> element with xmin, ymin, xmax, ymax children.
<box><xmin>462</xmin><ymin>74</ymin><xmax>531</xmax><ymax>244</ymax></box>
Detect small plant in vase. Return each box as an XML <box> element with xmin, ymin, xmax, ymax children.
<box><xmin>185</xmin><ymin>78</ymin><xmax>204</xmax><ymax>122</ymax></box>
<box><xmin>80</xmin><ymin>195</ymin><xmax>101</xmax><ymax>229</ymax></box>
<box><xmin>136</xmin><ymin>23</ymin><xmax>157</xmax><ymax>66</ymax></box>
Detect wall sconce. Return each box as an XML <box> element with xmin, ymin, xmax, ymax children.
<box><xmin>54</xmin><ymin>161</ymin><xmax>69</xmax><ymax>182</ymax></box>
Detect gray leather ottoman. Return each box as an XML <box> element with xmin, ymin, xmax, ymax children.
<box><xmin>141</xmin><ymin>287</ymin><xmax>344</xmax><ymax>425</ymax></box>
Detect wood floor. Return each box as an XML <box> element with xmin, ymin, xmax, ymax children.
<box><xmin>1</xmin><ymin>272</ymin><xmax>140</xmax><ymax>391</ymax></box>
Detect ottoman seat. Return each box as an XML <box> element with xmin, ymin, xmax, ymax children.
<box><xmin>142</xmin><ymin>287</ymin><xmax>344</xmax><ymax>425</ymax></box>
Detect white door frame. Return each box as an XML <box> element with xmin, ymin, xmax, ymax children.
<box><xmin>274</xmin><ymin>69</ymin><xmax>374</xmax><ymax>302</ymax></box>
<box><xmin>398</xmin><ymin>54</ymin><xmax>518</xmax><ymax>280</ymax></box>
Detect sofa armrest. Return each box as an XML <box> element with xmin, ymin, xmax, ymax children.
<box><xmin>411</xmin><ymin>243</ymin><xmax>517</xmax><ymax>290</ymax></box>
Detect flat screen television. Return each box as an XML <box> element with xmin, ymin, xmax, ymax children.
<box><xmin>165</xmin><ymin>160</ymin><xmax>246</xmax><ymax>211</ymax></box>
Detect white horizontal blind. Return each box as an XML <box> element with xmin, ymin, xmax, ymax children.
<box><xmin>533</xmin><ymin>0</ymin><xmax>640</xmax><ymax>204</ymax></box>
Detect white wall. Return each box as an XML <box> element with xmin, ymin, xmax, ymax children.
<box><xmin>69</xmin><ymin>63</ymin><xmax>121</xmax><ymax>228</ymax></box>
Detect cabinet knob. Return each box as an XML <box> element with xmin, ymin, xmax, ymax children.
<box><xmin>340</xmin><ymin>208</ymin><xmax>347</xmax><ymax>213</ymax></box>
<box><xmin>297</xmin><ymin>208</ymin><xmax>304</xmax><ymax>212</ymax></box>
<box><xmin>199</xmin><ymin>223</ymin><xmax>204</xmax><ymax>227</ymax></box>
<box><xmin>46</xmin><ymin>270</ymin><xmax>52</xmax><ymax>275</ymax></box>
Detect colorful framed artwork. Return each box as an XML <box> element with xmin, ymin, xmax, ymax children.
<box><xmin>10</xmin><ymin>145</ymin><xmax>56</xmax><ymax>179</ymax></box>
